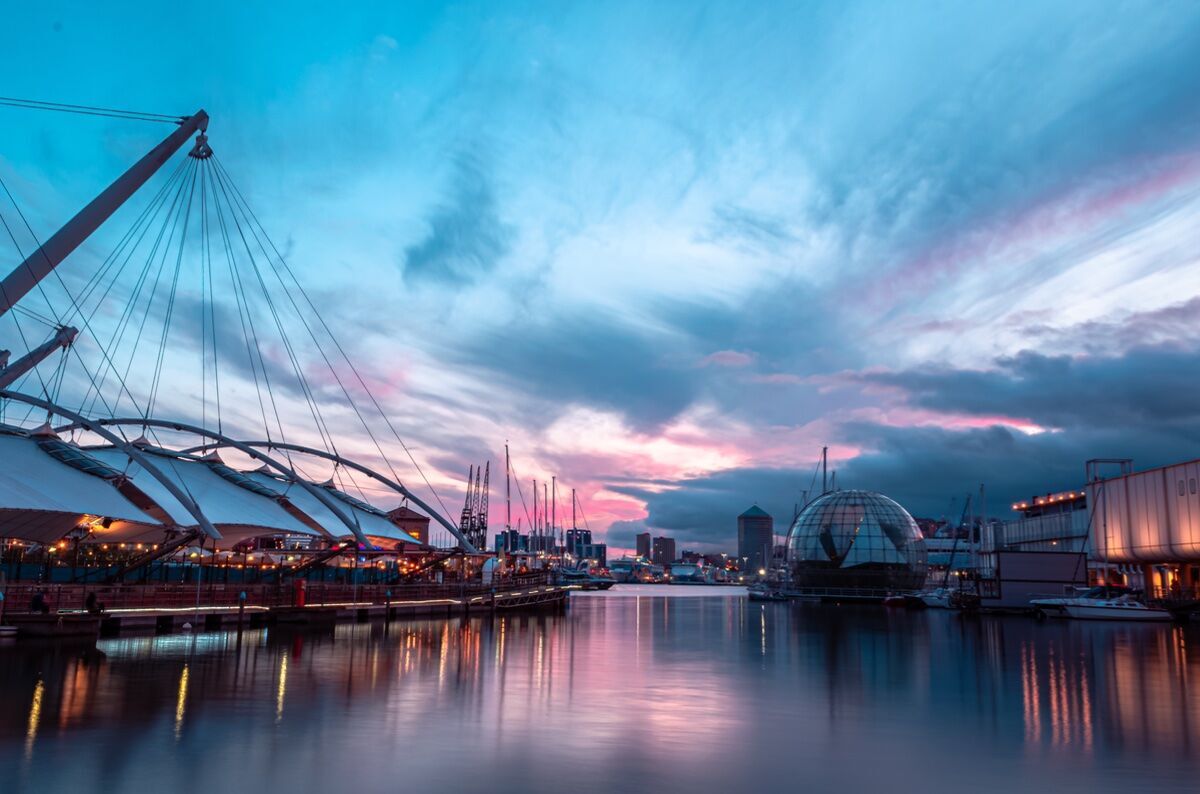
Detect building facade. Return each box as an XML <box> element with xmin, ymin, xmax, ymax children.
<box><xmin>652</xmin><ymin>536</ymin><xmax>676</xmax><ymax>566</ymax></box>
<box><xmin>636</xmin><ymin>532</ymin><xmax>652</xmax><ymax>559</ymax></box>
<box><xmin>737</xmin><ymin>505</ymin><xmax>774</xmax><ymax>574</ymax></box>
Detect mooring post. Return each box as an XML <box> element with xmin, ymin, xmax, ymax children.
<box><xmin>237</xmin><ymin>590</ymin><xmax>247</xmax><ymax>633</ymax></box>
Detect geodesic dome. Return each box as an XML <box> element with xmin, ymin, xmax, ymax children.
<box><xmin>786</xmin><ymin>490</ymin><xmax>928</xmax><ymax>592</ymax></box>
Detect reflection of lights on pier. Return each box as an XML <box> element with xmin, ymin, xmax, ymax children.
<box><xmin>1022</xmin><ymin>643</ymin><xmax>1093</xmax><ymax>754</ymax></box>
<box><xmin>25</xmin><ymin>679</ymin><xmax>44</xmax><ymax>760</ymax></box>
<box><xmin>276</xmin><ymin>653</ymin><xmax>289</xmax><ymax>723</ymax></box>
<box><xmin>174</xmin><ymin>666</ymin><xmax>189</xmax><ymax>740</ymax></box>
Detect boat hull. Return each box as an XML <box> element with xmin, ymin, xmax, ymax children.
<box><xmin>1031</xmin><ymin>599</ymin><xmax>1174</xmax><ymax>622</ymax></box>
<box><xmin>1060</xmin><ymin>604</ymin><xmax>1173</xmax><ymax>622</ymax></box>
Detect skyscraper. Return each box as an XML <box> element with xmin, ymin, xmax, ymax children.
<box><xmin>738</xmin><ymin>505</ymin><xmax>774</xmax><ymax>575</ymax></box>
<box><xmin>636</xmin><ymin>531</ymin><xmax>652</xmax><ymax>559</ymax></box>
<box><xmin>652</xmin><ymin>536</ymin><xmax>676</xmax><ymax>566</ymax></box>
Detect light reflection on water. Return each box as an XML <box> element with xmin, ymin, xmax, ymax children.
<box><xmin>1</xmin><ymin>587</ymin><xmax>1198</xmax><ymax>793</ymax></box>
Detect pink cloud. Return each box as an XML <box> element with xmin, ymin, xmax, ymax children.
<box><xmin>866</xmin><ymin>149</ymin><xmax>1200</xmax><ymax>308</ymax></box>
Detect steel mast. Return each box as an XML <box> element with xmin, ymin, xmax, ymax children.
<box><xmin>0</xmin><ymin>110</ymin><xmax>209</xmax><ymax>386</ymax></box>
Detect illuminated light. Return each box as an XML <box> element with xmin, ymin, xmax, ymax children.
<box><xmin>24</xmin><ymin>679</ymin><xmax>43</xmax><ymax>760</ymax></box>
<box><xmin>174</xmin><ymin>665</ymin><xmax>189</xmax><ymax>740</ymax></box>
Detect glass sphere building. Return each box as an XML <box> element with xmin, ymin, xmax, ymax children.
<box><xmin>786</xmin><ymin>490</ymin><xmax>928</xmax><ymax>592</ymax></box>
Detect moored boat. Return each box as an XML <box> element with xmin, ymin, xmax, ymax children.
<box><xmin>1031</xmin><ymin>586</ymin><xmax>1173</xmax><ymax>622</ymax></box>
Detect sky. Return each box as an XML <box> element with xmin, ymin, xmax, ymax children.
<box><xmin>2</xmin><ymin>1</ymin><xmax>1200</xmax><ymax>553</ymax></box>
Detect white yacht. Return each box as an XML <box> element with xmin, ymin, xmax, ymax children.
<box><xmin>1031</xmin><ymin>586</ymin><xmax>1173</xmax><ymax>622</ymax></box>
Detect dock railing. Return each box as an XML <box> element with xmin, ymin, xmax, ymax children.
<box><xmin>1</xmin><ymin>572</ymin><xmax>552</xmax><ymax>615</ymax></box>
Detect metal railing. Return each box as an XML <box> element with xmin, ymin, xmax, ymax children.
<box><xmin>1</xmin><ymin>572</ymin><xmax>552</xmax><ymax>615</ymax></box>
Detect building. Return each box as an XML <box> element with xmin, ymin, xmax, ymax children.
<box><xmin>574</xmin><ymin>541</ymin><xmax>608</xmax><ymax>568</ymax></box>
<box><xmin>998</xmin><ymin>489</ymin><xmax>1090</xmax><ymax>553</ymax></box>
<box><xmin>494</xmin><ymin>528</ymin><xmax>527</xmax><ymax>554</ymax></box>
<box><xmin>1084</xmin><ymin>457</ymin><xmax>1200</xmax><ymax>595</ymax></box>
<box><xmin>651</xmin><ymin>536</ymin><xmax>676</xmax><ymax>566</ymax></box>
<box><xmin>387</xmin><ymin>505</ymin><xmax>431</xmax><ymax>544</ymax></box>
<box><xmin>565</xmin><ymin>528</ymin><xmax>592</xmax><ymax>556</ymax></box>
<box><xmin>636</xmin><ymin>531</ymin><xmax>652</xmax><ymax>559</ymax></box>
<box><xmin>737</xmin><ymin>505</ymin><xmax>774</xmax><ymax>574</ymax></box>
<box><xmin>786</xmin><ymin>490</ymin><xmax>928</xmax><ymax>595</ymax></box>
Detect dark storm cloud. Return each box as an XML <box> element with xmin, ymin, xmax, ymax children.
<box><xmin>611</xmin><ymin>418</ymin><xmax>1200</xmax><ymax>552</ymax></box>
<box><xmin>402</xmin><ymin>152</ymin><xmax>514</xmax><ymax>286</ymax></box>
<box><xmin>448</xmin><ymin>313</ymin><xmax>704</xmax><ymax>430</ymax></box>
<box><xmin>852</xmin><ymin>344</ymin><xmax>1200</xmax><ymax>430</ymax></box>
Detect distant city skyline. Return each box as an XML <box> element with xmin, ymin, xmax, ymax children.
<box><xmin>2</xmin><ymin>2</ymin><xmax>1200</xmax><ymax>554</ymax></box>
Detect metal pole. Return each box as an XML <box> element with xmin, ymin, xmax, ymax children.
<box><xmin>0</xmin><ymin>111</ymin><xmax>209</xmax><ymax>319</ymax></box>
<box><xmin>822</xmin><ymin>447</ymin><xmax>828</xmax><ymax>494</ymax></box>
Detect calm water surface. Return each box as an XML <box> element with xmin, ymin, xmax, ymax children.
<box><xmin>2</xmin><ymin>585</ymin><xmax>1198</xmax><ymax>793</ymax></box>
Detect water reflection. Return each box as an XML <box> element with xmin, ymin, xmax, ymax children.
<box><xmin>1</xmin><ymin>594</ymin><xmax>1198</xmax><ymax>792</ymax></box>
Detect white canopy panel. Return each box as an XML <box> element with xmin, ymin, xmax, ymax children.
<box><xmin>87</xmin><ymin>447</ymin><xmax>321</xmax><ymax>541</ymax></box>
<box><xmin>0</xmin><ymin>434</ymin><xmax>161</xmax><ymax>543</ymax></box>
<box><xmin>244</xmin><ymin>471</ymin><xmax>421</xmax><ymax>546</ymax></box>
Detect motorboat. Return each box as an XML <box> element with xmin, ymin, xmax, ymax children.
<box><xmin>917</xmin><ymin>587</ymin><xmax>954</xmax><ymax>609</ymax></box>
<box><xmin>1031</xmin><ymin>586</ymin><xmax>1174</xmax><ymax>622</ymax></box>
<box><xmin>558</xmin><ymin>566</ymin><xmax>616</xmax><ymax>591</ymax></box>
<box><xmin>747</xmin><ymin>583</ymin><xmax>787</xmax><ymax>602</ymax></box>
<box><xmin>882</xmin><ymin>593</ymin><xmax>924</xmax><ymax>609</ymax></box>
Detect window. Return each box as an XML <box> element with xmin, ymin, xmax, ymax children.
<box><xmin>1180</xmin><ymin>480</ymin><xmax>1187</xmax><ymax>496</ymax></box>
<box><xmin>1192</xmin><ymin>478</ymin><xmax>1198</xmax><ymax>495</ymax></box>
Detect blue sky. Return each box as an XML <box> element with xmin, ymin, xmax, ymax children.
<box><xmin>3</xmin><ymin>1</ymin><xmax>1200</xmax><ymax>551</ymax></box>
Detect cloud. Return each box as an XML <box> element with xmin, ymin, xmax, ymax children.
<box><xmin>401</xmin><ymin>152</ymin><xmax>514</xmax><ymax>286</ymax></box>
<box><xmin>846</xmin><ymin>343</ymin><xmax>1200</xmax><ymax>431</ymax></box>
<box><xmin>446</xmin><ymin>312</ymin><xmax>703</xmax><ymax>430</ymax></box>
<box><xmin>698</xmin><ymin>350</ymin><xmax>756</xmax><ymax>368</ymax></box>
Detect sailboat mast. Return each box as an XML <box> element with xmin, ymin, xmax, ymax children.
<box><xmin>822</xmin><ymin>446</ymin><xmax>828</xmax><ymax>494</ymax></box>
<box><xmin>505</xmin><ymin>444</ymin><xmax>511</xmax><ymax>532</ymax></box>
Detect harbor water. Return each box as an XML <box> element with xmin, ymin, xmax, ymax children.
<box><xmin>2</xmin><ymin>585</ymin><xmax>1198</xmax><ymax>793</ymax></box>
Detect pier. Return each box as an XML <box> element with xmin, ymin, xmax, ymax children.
<box><xmin>0</xmin><ymin>573</ymin><xmax>571</xmax><ymax>639</ymax></box>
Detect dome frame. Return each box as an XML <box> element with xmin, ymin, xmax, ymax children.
<box><xmin>786</xmin><ymin>489</ymin><xmax>928</xmax><ymax>592</ymax></box>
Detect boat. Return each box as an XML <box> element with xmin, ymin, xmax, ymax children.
<box><xmin>1031</xmin><ymin>586</ymin><xmax>1174</xmax><ymax>622</ymax></box>
<box><xmin>747</xmin><ymin>583</ymin><xmax>787</xmax><ymax>602</ymax></box>
<box><xmin>917</xmin><ymin>586</ymin><xmax>955</xmax><ymax>609</ymax></box>
<box><xmin>0</xmin><ymin>625</ymin><xmax>16</xmax><ymax>639</ymax></box>
<box><xmin>882</xmin><ymin>593</ymin><xmax>924</xmax><ymax>609</ymax></box>
<box><xmin>666</xmin><ymin>563</ymin><xmax>711</xmax><ymax>585</ymax></box>
<box><xmin>558</xmin><ymin>566</ymin><xmax>616</xmax><ymax>591</ymax></box>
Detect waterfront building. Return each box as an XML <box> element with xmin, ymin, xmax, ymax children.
<box><xmin>494</xmin><ymin>529</ymin><xmax>528</xmax><ymax>554</ymax></box>
<box><xmin>737</xmin><ymin>505</ymin><xmax>774</xmax><ymax>575</ymax></box>
<box><xmin>574</xmin><ymin>542</ymin><xmax>607</xmax><ymax>568</ymax></box>
<box><xmin>651</xmin><ymin>536</ymin><xmax>676</xmax><ymax>566</ymax></box>
<box><xmin>998</xmin><ymin>490</ymin><xmax>1089</xmax><ymax>553</ymax></box>
<box><xmin>1083</xmin><ymin>457</ymin><xmax>1200</xmax><ymax>596</ymax></box>
<box><xmin>786</xmin><ymin>490</ymin><xmax>928</xmax><ymax>595</ymax></box>
<box><xmin>565</xmin><ymin>528</ymin><xmax>592</xmax><ymax>555</ymax></box>
<box><xmin>387</xmin><ymin>505</ymin><xmax>431</xmax><ymax>544</ymax></box>
<box><xmin>636</xmin><ymin>532</ymin><xmax>652</xmax><ymax>559</ymax></box>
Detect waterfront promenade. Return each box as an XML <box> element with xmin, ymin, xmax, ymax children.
<box><xmin>0</xmin><ymin>573</ymin><xmax>568</xmax><ymax>637</ymax></box>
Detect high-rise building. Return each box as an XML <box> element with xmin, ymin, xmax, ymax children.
<box><xmin>566</xmin><ymin>528</ymin><xmax>593</xmax><ymax>556</ymax></box>
<box><xmin>738</xmin><ymin>505</ymin><xmax>774</xmax><ymax>574</ymax></box>
<box><xmin>652</xmin><ymin>536</ymin><xmax>676</xmax><ymax>566</ymax></box>
<box><xmin>636</xmin><ymin>531</ymin><xmax>652</xmax><ymax>559</ymax></box>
